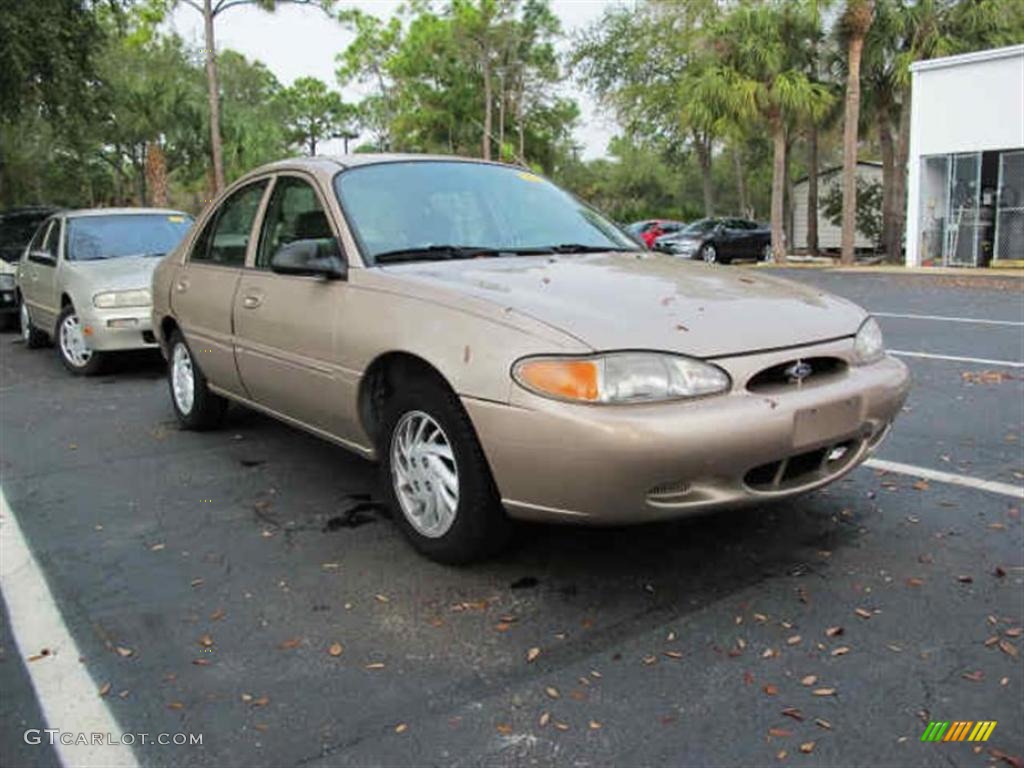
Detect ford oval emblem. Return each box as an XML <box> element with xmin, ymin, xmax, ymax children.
<box><xmin>785</xmin><ymin>360</ymin><xmax>813</xmax><ymax>384</ymax></box>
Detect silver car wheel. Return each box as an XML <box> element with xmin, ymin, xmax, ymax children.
<box><xmin>763</xmin><ymin>244</ymin><xmax>773</xmax><ymax>262</ymax></box>
<box><xmin>391</xmin><ymin>410</ymin><xmax>459</xmax><ymax>539</ymax></box>
<box><xmin>59</xmin><ymin>312</ymin><xmax>92</xmax><ymax>367</ymax></box>
<box><xmin>19</xmin><ymin>302</ymin><xmax>31</xmax><ymax>342</ymax></box>
<box><xmin>171</xmin><ymin>342</ymin><xmax>195</xmax><ymax>415</ymax></box>
<box><xmin>702</xmin><ymin>244</ymin><xmax>718</xmax><ymax>263</ymax></box>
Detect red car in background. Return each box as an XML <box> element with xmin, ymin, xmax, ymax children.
<box><xmin>625</xmin><ymin>219</ymin><xmax>686</xmax><ymax>248</ymax></box>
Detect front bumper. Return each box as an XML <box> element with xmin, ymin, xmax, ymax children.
<box><xmin>464</xmin><ymin>342</ymin><xmax>910</xmax><ymax>525</ymax></box>
<box><xmin>79</xmin><ymin>306</ymin><xmax>158</xmax><ymax>352</ymax></box>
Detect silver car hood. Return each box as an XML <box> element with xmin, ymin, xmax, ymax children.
<box><xmin>65</xmin><ymin>256</ymin><xmax>160</xmax><ymax>293</ymax></box>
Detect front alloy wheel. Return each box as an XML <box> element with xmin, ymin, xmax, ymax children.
<box><xmin>56</xmin><ymin>305</ymin><xmax>103</xmax><ymax>374</ymax></box>
<box><xmin>763</xmin><ymin>243</ymin><xmax>774</xmax><ymax>262</ymax></box>
<box><xmin>390</xmin><ymin>410</ymin><xmax>460</xmax><ymax>539</ymax></box>
<box><xmin>701</xmin><ymin>243</ymin><xmax>718</xmax><ymax>264</ymax></box>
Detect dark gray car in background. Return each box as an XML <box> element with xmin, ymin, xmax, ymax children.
<box><xmin>655</xmin><ymin>217</ymin><xmax>772</xmax><ymax>264</ymax></box>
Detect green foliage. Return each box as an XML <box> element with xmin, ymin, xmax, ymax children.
<box><xmin>822</xmin><ymin>177</ymin><xmax>883</xmax><ymax>245</ymax></box>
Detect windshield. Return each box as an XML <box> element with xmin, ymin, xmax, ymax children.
<box><xmin>66</xmin><ymin>213</ymin><xmax>193</xmax><ymax>262</ymax></box>
<box><xmin>683</xmin><ymin>219</ymin><xmax>719</xmax><ymax>234</ymax></box>
<box><xmin>334</xmin><ymin>161</ymin><xmax>639</xmax><ymax>264</ymax></box>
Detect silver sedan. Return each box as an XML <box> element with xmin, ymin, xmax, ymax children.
<box><xmin>17</xmin><ymin>208</ymin><xmax>193</xmax><ymax>374</ymax></box>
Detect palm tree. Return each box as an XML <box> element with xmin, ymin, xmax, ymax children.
<box><xmin>839</xmin><ymin>0</ymin><xmax>874</xmax><ymax>265</ymax></box>
<box><xmin>710</xmin><ymin>2</ymin><xmax>833</xmax><ymax>263</ymax></box>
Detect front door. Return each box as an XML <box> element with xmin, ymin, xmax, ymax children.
<box><xmin>21</xmin><ymin>219</ymin><xmax>61</xmax><ymax>332</ymax></box>
<box><xmin>171</xmin><ymin>180</ymin><xmax>270</xmax><ymax>397</ymax></box>
<box><xmin>233</xmin><ymin>174</ymin><xmax>357</xmax><ymax>439</ymax></box>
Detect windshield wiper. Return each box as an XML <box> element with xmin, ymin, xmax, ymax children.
<box><xmin>374</xmin><ymin>245</ymin><xmax>502</xmax><ymax>264</ymax></box>
<box><xmin>529</xmin><ymin>244</ymin><xmax>639</xmax><ymax>254</ymax></box>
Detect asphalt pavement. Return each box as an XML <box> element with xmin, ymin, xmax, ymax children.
<box><xmin>1</xmin><ymin>267</ymin><xmax>1021</xmax><ymax>768</ymax></box>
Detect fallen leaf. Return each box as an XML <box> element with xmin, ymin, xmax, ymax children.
<box><xmin>395</xmin><ymin>723</ymin><xmax>408</xmax><ymax>734</ymax></box>
<box><xmin>994</xmin><ymin>566</ymin><xmax>1007</xmax><ymax>578</ymax></box>
<box><xmin>825</xmin><ymin>626</ymin><xmax>844</xmax><ymax>637</ymax></box>
<box><xmin>167</xmin><ymin>701</ymin><xmax>184</xmax><ymax>710</ymax></box>
<box><xmin>328</xmin><ymin>643</ymin><xmax>343</xmax><ymax>657</ymax></box>
<box><xmin>240</xmin><ymin>693</ymin><xmax>253</xmax><ymax>703</ymax></box>
<box><xmin>150</xmin><ymin>543</ymin><xmax>165</xmax><ymax>551</ymax></box>
<box><xmin>190</xmin><ymin>578</ymin><xmax>204</xmax><ymax>588</ymax></box>
<box><xmin>787</xmin><ymin>635</ymin><xmax>802</xmax><ymax>646</ymax></box>
<box><xmin>998</xmin><ymin>639</ymin><xmax>1018</xmax><ymax>658</ymax></box>
<box><xmin>777</xmin><ymin>750</ymin><xmax>787</xmax><ymax>760</ymax></box>
<box><xmin>812</xmin><ymin>688</ymin><xmax>836</xmax><ymax>696</ymax></box>
<box><xmin>815</xmin><ymin>718</ymin><xmax>832</xmax><ymax>730</ymax></box>
<box><xmin>763</xmin><ymin>684</ymin><xmax>779</xmax><ymax>696</ymax></box>
<box><xmin>762</xmin><ymin>648</ymin><xmax>778</xmax><ymax>659</ymax></box>
<box><xmin>589</xmin><ymin>720</ymin><xmax>602</xmax><ymax>730</ymax></box>
<box><xmin>985</xmin><ymin>635</ymin><xmax>1000</xmax><ymax>647</ymax></box>
<box><xmin>912</xmin><ymin>480</ymin><xmax>929</xmax><ymax>491</ymax></box>
<box><xmin>957</xmin><ymin>575</ymin><xmax>974</xmax><ymax>584</ymax></box>
<box><xmin>98</xmin><ymin>682</ymin><xmax>112</xmax><ymax>697</ymax></box>
<box><xmin>906</xmin><ymin>577</ymin><xmax>924</xmax><ymax>587</ymax></box>
<box><xmin>781</xmin><ymin>708</ymin><xmax>804</xmax><ymax>721</ymax></box>
<box><xmin>375</xmin><ymin>594</ymin><xmax>390</xmax><ymax>604</ymax></box>
<box><xmin>365</xmin><ymin>662</ymin><xmax>385</xmax><ymax>670</ymax></box>
<box><xmin>539</xmin><ymin>712</ymin><xmax>550</xmax><ymax>727</ymax></box>
<box><xmin>1004</xmin><ymin>627</ymin><xmax>1022</xmax><ymax>638</ymax></box>
<box><xmin>495</xmin><ymin>723</ymin><xmax>512</xmax><ymax>735</ymax></box>
<box><xmin>554</xmin><ymin>722</ymin><xmax>569</xmax><ymax>732</ymax></box>
<box><xmin>254</xmin><ymin>724</ymin><xmax>268</xmax><ymax>732</ymax></box>
<box><xmin>831</xmin><ymin>646</ymin><xmax>850</xmax><ymax>657</ymax></box>
<box><xmin>252</xmin><ymin>696</ymin><xmax>269</xmax><ymax>707</ymax></box>
<box><xmin>800</xmin><ymin>741</ymin><xmax>816</xmax><ymax>754</ymax></box>
<box><xmin>192</xmin><ymin>658</ymin><xmax>211</xmax><ymax>666</ymax></box>
<box><xmin>962</xmin><ymin>670</ymin><xmax>985</xmax><ymax>682</ymax></box>
<box><xmin>769</xmin><ymin>728</ymin><xmax>793</xmax><ymax>738</ymax></box>
<box><xmin>278</xmin><ymin>637</ymin><xmax>301</xmax><ymax>650</ymax></box>
<box><xmin>642</xmin><ymin>655</ymin><xmax>657</xmax><ymax>665</ymax></box>
<box><xmin>545</xmin><ymin>686</ymin><xmax>560</xmax><ymax>699</ymax></box>
<box><xmin>495</xmin><ymin>622</ymin><xmax>512</xmax><ymax>632</ymax></box>
<box><xmin>527</xmin><ymin>647</ymin><xmax>541</xmax><ymax>663</ymax></box>
<box><xmin>115</xmin><ymin>646</ymin><xmax>134</xmax><ymax>658</ymax></box>
<box><xmin>801</xmin><ymin>675</ymin><xmax>817</xmax><ymax>686</ymax></box>
<box><xmin>664</xmin><ymin>650</ymin><xmax>683</xmax><ymax>659</ymax></box>
<box><xmin>198</xmin><ymin>634</ymin><xmax>213</xmax><ymax>647</ymax></box>
<box><xmin>854</xmin><ymin>608</ymin><xmax>872</xmax><ymax>619</ymax></box>
<box><xmin>209</xmin><ymin>609</ymin><xmax>225</xmax><ymax>621</ymax></box>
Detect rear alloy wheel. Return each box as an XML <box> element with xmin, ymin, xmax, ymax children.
<box><xmin>56</xmin><ymin>305</ymin><xmax>103</xmax><ymax>375</ymax></box>
<box><xmin>701</xmin><ymin>243</ymin><xmax>718</xmax><ymax>264</ymax></box>
<box><xmin>20</xmin><ymin>301</ymin><xmax>48</xmax><ymax>349</ymax></box>
<box><xmin>762</xmin><ymin>243</ymin><xmax>774</xmax><ymax>262</ymax></box>
<box><xmin>167</xmin><ymin>331</ymin><xmax>227</xmax><ymax>430</ymax></box>
<box><xmin>381</xmin><ymin>375</ymin><xmax>511</xmax><ymax>564</ymax></box>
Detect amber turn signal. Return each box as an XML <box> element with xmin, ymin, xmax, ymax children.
<box><xmin>514</xmin><ymin>359</ymin><xmax>600</xmax><ymax>402</ymax></box>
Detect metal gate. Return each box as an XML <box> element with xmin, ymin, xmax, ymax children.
<box><xmin>995</xmin><ymin>150</ymin><xmax>1024</xmax><ymax>262</ymax></box>
<box><xmin>944</xmin><ymin>153</ymin><xmax>982</xmax><ymax>267</ymax></box>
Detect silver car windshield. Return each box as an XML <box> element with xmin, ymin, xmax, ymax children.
<box><xmin>334</xmin><ymin>161</ymin><xmax>639</xmax><ymax>265</ymax></box>
<box><xmin>66</xmin><ymin>214</ymin><xmax>193</xmax><ymax>262</ymax></box>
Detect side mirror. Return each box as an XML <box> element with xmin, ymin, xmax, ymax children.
<box><xmin>28</xmin><ymin>249</ymin><xmax>55</xmax><ymax>265</ymax></box>
<box><xmin>270</xmin><ymin>239</ymin><xmax>346</xmax><ymax>280</ymax></box>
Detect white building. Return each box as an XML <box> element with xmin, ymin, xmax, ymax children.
<box><xmin>792</xmin><ymin>161</ymin><xmax>883</xmax><ymax>252</ymax></box>
<box><xmin>905</xmin><ymin>45</ymin><xmax>1024</xmax><ymax>267</ymax></box>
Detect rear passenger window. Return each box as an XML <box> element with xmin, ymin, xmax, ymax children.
<box><xmin>191</xmin><ymin>181</ymin><xmax>268</xmax><ymax>266</ymax></box>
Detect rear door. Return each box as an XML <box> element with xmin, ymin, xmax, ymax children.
<box><xmin>171</xmin><ymin>180</ymin><xmax>270</xmax><ymax>397</ymax></box>
<box><xmin>233</xmin><ymin>174</ymin><xmax>357</xmax><ymax>438</ymax></box>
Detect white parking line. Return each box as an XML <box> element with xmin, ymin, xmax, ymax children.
<box><xmin>889</xmin><ymin>350</ymin><xmax>1024</xmax><ymax>368</ymax></box>
<box><xmin>863</xmin><ymin>458</ymin><xmax>1024</xmax><ymax>499</ymax></box>
<box><xmin>0</xmin><ymin>487</ymin><xmax>139</xmax><ymax>768</ymax></box>
<box><xmin>873</xmin><ymin>312</ymin><xmax>1024</xmax><ymax>327</ymax></box>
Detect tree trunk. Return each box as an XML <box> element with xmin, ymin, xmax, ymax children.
<box><xmin>888</xmin><ymin>92</ymin><xmax>911</xmax><ymax>261</ymax></box>
<box><xmin>309</xmin><ymin>134</ymin><xmax>317</xmax><ymax>157</ymax></box>
<box><xmin>878</xmin><ymin>107</ymin><xmax>895</xmax><ymax>260</ymax></box>
<box><xmin>840</xmin><ymin>32</ymin><xmax>868</xmax><ymax>265</ymax></box>
<box><xmin>806</xmin><ymin>124</ymin><xmax>819</xmax><ymax>256</ymax></box>
<box><xmin>733</xmin><ymin>146</ymin><xmax>748</xmax><ymax>217</ymax></box>
<box><xmin>516</xmin><ymin>81</ymin><xmax>525</xmax><ymax>163</ymax></box>
<box><xmin>482</xmin><ymin>53</ymin><xmax>493</xmax><ymax>161</ymax></box>
<box><xmin>695</xmin><ymin>136</ymin><xmax>714</xmax><ymax>217</ymax></box>
<box><xmin>770</xmin><ymin>119</ymin><xmax>787</xmax><ymax>263</ymax></box>
<box><xmin>784</xmin><ymin>130</ymin><xmax>794</xmax><ymax>250</ymax></box>
<box><xmin>145</xmin><ymin>141</ymin><xmax>169</xmax><ymax>207</ymax></box>
<box><xmin>203</xmin><ymin>0</ymin><xmax>225</xmax><ymax>194</ymax></box>
<box><xmin>497</xmin><ymin>75</ymin><xmax>505</xmax><ymax>161</ymax></box>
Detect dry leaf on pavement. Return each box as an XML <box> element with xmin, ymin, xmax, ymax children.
<box><xmin>801</xmin><ymin>675</ymin><xmax>817</xmax><ymax>686</ymax></box>
<box><xmin>527</xmin><ymin>647</ymin><xmax>541</xmax><ymax>663</ymax></box>
<box><xmin>328</xmin><ymin>643</ymin><xmax>343</xmax><ymax>657</ymax></box>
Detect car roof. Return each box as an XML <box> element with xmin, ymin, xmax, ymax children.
<box><xmin>62</xmin><ymin>208</ymin><xmax>192</xmax><ymax>220</ymax></box>
<box><xmin>233</xmin><ymin>154</ymin><xmax>519</xmax><ymax>186</ymax></box>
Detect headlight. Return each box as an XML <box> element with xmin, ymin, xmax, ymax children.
<box><xmin>852</xmin><ymin>317</ymin><xmax>884</xmax><ymax>364</ymax></box>
<box><xmin>93</xmin><ymin>289</ymin><xmax>151</xmax><ymax>309</ymax></box>
<box><xmin>513</xmin><ymin>352</ymin><xmax>731</xmax><ymax>404</ymax></box>
<box><xmin>0</xmin><ymin>274</ymin><xmax>14</xmax><ymax>290</ymax></box>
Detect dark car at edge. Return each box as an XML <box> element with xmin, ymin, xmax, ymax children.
<box><xmin>654</xmin><ymin>217</ymin><xmax>772</xmax><ymax>264</ymax></box>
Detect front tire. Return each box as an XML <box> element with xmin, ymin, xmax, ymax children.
<box><xmin>167</xmin><ymin>331</ymin><xmax>227</xmax><ymax>430</ymax></box>
<box><xmin>20</xmin><ymin>301</ymin><xmax>48</xmax><ymax>349</ymax></box>
<box><xmin>56</xmin><ymin>304</ymin><xmax>104</xmax><ymax>375</ymax></box>
<box><xmin>701</xmin><ymin>243</ymin><xmax>718</xmax><ymax>264</ymax></box>
<box><xmin>380</xmin><ymin>375</ymin><xmax>511</xmax><ymax>564</ymax></box>
<box><xmin>762</xmin><ymin>243</ymin><xmax>773</xmax><ymax>262</ymax></box>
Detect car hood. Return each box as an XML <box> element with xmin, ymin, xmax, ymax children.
<box><xmin>65</xmin><ymin>256</ymin><xmax>160</xmax><ymax>293</ymax></box>
<box><xmin>383</xmin><ymin>252</ymin><xmax>867</xmax><ymax>358</ymax></box>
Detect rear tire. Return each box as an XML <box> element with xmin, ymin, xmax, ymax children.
<box><xmin>380</xmin><ymin>374</ymin><xmax>511</xmax><ymax>564</ymax></box>
<box><xmin>56</xmin><ymin>304</ymin><xmax>104</xmax><ymax>375</ymax></box>
<box><xmin>167</xmin><ymin>330</ymin><xmax>227</xmax><ymax>430</ymax></box>
<box><xmin>20</xmin><ymin>301</ymin><xmax>48</xmax><ymax>349</ymax></box>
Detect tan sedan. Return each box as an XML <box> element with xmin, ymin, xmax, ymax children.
<box><xmin>152</xmin><ymin>156</ymin><xmax>910</xmax><ymax>563</ymax></box>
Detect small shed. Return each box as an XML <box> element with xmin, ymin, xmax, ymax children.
<box><xmin>792</xmin><ymin>161</ymin><xmax>883</xmax><ymax>252</ymax></box>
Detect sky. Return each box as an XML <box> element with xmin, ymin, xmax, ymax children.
<box><xmin>168</xmin><ymin>0</ymin><xmax>621</xmax><ymax>159</ymax></box>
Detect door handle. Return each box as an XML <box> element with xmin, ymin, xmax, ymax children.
<box><xmin>242</xmin><ymin>295</ymin><xmax>262</xmax><ymax>309</ymax></box>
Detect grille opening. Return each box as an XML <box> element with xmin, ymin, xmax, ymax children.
<box><xmin>646</xmin><ymin>480</ymin><xmax>693</xmax><ymax>504</ymax></box>
<box><xmin>744</xmin><ymin>438</ymin><xmax>861</xmax><ymax>492</ymax></box>
<box><xmin>747</xmin><ymin>357</ymin><xmax>846</xmax><ymax>392</ymax></box>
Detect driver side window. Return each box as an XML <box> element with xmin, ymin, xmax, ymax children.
<box><xmin>256</xmin><ymin>176</ymin><xmax>334</xmax><ymax>269</ymax></box>
<box><xmin>27</xmin><ymin>221</ymin><xmax>56</xmax><ymax>264</ymax></box>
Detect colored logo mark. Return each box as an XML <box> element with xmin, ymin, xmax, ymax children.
<box><xmin>921</xmin><ymin>721</ymin><xmax>997</xmax><ymax>742</ymax></box>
